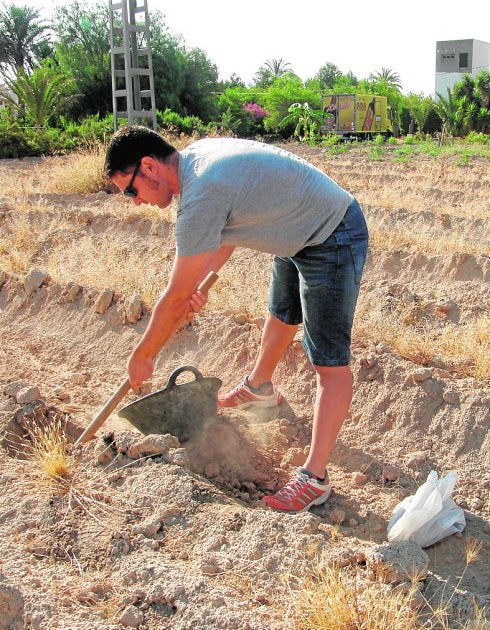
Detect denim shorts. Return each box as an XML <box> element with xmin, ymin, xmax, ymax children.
<box><xmin>268</xmin><ymin>198</ymin><xmax>368</xmax><ymax>367</ymax></box>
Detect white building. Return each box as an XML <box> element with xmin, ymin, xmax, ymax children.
<box><xmin>435</xmin><ymin>39</ymin><xmax>490</xmax><ymax>100</ymax></box>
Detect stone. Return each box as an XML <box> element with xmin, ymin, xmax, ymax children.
<box><xmin>406</xmin><ymin>451</ymin><xmax>427</xmax><ymax>467</ymax></box>
<box><xmin>434</xmin><ymin>299</ymin><xmax>457</xmax><ymax>315</ymax></box>
<box><xmin>124</xmin><ymin>433</ymin><xmax>180</xmax><ymax>459</ymax></box>
<box><xmin>3</xmin><ymin>380</ymin><xmax>29</xmax><ymax>397</ymax></box>
<box><xmin>383</xmin><ymin>465</ymin><xmax>399</xmax><ymax>481</ymax></box>
<box><xmin>64</xmin><ymin>283</ymin><xmax>81</xmax><ymax>303</ymax></box>
<box><xmin>94</xmin><ymin>289</ymin><xmax>114</xmax><ymax>314</ymax></box>
<box><xmin>24</xmin><ymin>268</ymin><xmax>51</xmax><ymax>296</ymax></box>
<box><xmin>443</xmin><ymin>390</ymin><xmax>460</xmax><ymax>405</ymax></box>
<box><xmin>119</xmin><ymin>604</ymin><xmax>144</xmax><ymax>627</ymax></box>
<box><xmin>0</xmin><ymin>270</ymin><xmax>7</xmax><ymax>289</ymax></box>
<box><xmin>360</xmin><ymin>353</ymin><xmax>378</xmax><ymax>368</ymax></box>
<box><xmin>126</xmin><ymin>294</ymin><xmax>143</xmax><ymax>324</ymax></box>
<box><xmin>366</xmin><ymin>540</ymin><xmax>429</xmax><ymax>584</ymax></box>
<box><xmin>409</xmin><ymin>368</ymin><xmax>433</xmax><ymax>382</ymax></box>
<box><xmin>69</xmin><ymin>373</ymin><xmax>87</xmax><ymax>386</ymax></box>
<box><xmin>352</xmin><ymin>472</ymin><xmax>368</xmax><ymax>486</ymax></box>
<box><xmin>15</xmin><ymin>385</ymin><xmax>41</xmax><ymax>404</ymax></box>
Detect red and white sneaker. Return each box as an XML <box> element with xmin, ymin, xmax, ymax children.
<box><xmin>262</xmin><ymin>468</ymin><xmax>332</xmax><ymax>512</ymax></box>
<box><xmin>217</xmin><ymin>376</ymin><xmax>283</xmax><ymax>409</ymax></box>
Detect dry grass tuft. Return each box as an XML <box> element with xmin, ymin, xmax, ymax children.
<box><xmin>24</xmin><ymin>415</ymin><xmax>73</xmax><ymax>480</ymax></box>
<box><xmin>369</xmin><ymin>226</ymin><xmax>489</xmax><ymax>257</ymax></box>
<box><xmin>36</xmin><ymin>147</ymin><xmax>108</xmax><ymax>195</ymax></box>
<box><xmin>354</xmin><ymin>298</ymin><xmax>490</xmax><ymax>380</ymax></box>
<box><xmin>421</xmin><ymin>536</ymin><xmax>487</xmax><ymax>629</ymax></box>
<box><xmin>45</xmin><ymin>237</ymin><xmax>172</xmax><ymax>306</ymax></box>
<box><xmin>14</xmin><ymin>417</ymin><xmax>124</xmax><ymax>526</ymax></box>
<box><xmin>290</xmin><ymin>564</ymin><xmax>420</xmax><ymax>630</ymax></box>
<box><xmin>289</xmin><ymin>538</ymin><xmax>487</xmax><ymax>630</ymax></box>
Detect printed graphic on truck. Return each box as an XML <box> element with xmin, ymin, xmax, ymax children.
<box><xmin>321</xmin><ymin>94</ymin><xmax>392</xmax><ymax>137</ymax></box>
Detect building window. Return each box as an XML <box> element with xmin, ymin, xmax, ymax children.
<box><xmin>459</xmin><ymin>52</ymin><xmax>468</xmax><ymax>68</ymax></box>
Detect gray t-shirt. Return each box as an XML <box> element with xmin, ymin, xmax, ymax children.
<box><xmin>176</xmin><ymin>138</ymin><xmax>353</xmax><ymax>257</ymax></box>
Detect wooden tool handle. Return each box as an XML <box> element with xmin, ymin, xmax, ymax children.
<box><xmin>74</xmin><ymin>271</ymin><xmax>219</xmax><ymax>446</ymax></box>
<box><xmin>74</xmin><ymin>378</ymin><xmax>131</xmax><ymax>446</ymax></box>
<box><xmin>198</xmin><ymin>270</ymin><xmax>219</xmax><ymax>292</ymax></box>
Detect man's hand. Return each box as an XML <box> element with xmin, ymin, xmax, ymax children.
<box><xmin>186</xmin><ymin>289</ymin><xmax>208</xmax><ymax>322</ymax></box>
<box><xmin>127</xmin><ymin>351</ymin><xmax>154</xmax><ymax>392</ymax></box>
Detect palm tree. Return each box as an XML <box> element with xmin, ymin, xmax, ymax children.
<box><xmin>4</xmin><ymin>65</ymin><xmax>76</xmax><ymax>127</ymax></box>
<box><xmin>433</xmin><ymin>87</ymin><xmax>461</xmax><ymax>142</ymax></box>
<box><xmin>369</xmin><ymin>67</ymin><xmax>402</xmax><ymax>92</ymax></box>
<box><xmin>264</xmin><ymin>58</ymin><xmax>292</xmax><ymax>77</ymax></box>
<box><xmin>453</xmin><ymin>74</ymin><xmax>475</xmax><ymax>101</ymax></box>
<box><xmin>475</xmin><ymin>107</ymin><xmax>490</xmax><ymax>133</ymax></box>
<box><xmin>475</xmin><ymin>70</ymin><xmax>490</xmax><ymax>109</ymax></box>
<box><xmin>0</xmin><ymin>3</ymin><xmax>51</xmax><ymax>74</ymax></box>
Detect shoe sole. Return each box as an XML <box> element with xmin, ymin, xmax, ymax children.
<box><xmin>218</xmin><ymin>393</ymin><xmax>283</xmax><ymax>410</ymax></box>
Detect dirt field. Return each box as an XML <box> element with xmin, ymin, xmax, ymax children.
<box><xmin>0</xmin><ymin>143</ymin><xmax>489</xmax><ymax>629</ymax></box>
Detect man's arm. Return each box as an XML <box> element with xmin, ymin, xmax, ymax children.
<box><xmin>127</xmin><ymin>245</ymin><xmax>234</xmax><ymax>390</ymax></box>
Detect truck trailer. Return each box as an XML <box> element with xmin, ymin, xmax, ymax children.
<box><xmin>320</xmin><ymin>93</ymin><xmax>393</xmax><ymax>138</ymax></box>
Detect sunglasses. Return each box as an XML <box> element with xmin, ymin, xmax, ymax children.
<box><xmin>123</xmin><ymin>159</ymin><xmax>141</xmax><ymax>198</ymax></box>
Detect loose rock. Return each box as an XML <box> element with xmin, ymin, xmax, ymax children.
<box><xmin>94</xmin><ymin>289</ymin><xmax>114</xmax><ymax>314</ymax></box>
<box><xmin>119</xmin><ymin>604</ymin><xmax>144</xmax><ymax>627</ymax></box>
<box><xmin>24</xmin><ymin>268</ymin><xmax>51</xmax><ymax>296</ymax></box>
<box><xmin>366</xmin><ymin>540</ymin><xmax>429</xmax><ymax>584</ymax></box>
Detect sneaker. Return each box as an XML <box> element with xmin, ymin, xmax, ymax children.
<box><xmin>262</xmin><ymin>468</ymin><xmax>331</xmax><ymax>513</ymax></box>
<box><xmin>217</xmin><ymin>376</ymin><xmax>283</xmax><ymax>409</ymax></box>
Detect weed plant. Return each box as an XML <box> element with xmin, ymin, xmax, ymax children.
<box><xmin>290</xmin><ymin>537</ymin><xmax>486</xmax><ymax>629</ymax></box>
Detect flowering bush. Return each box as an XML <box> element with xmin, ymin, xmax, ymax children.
<box><xmin>243</xmin><ymin>102</ymin><xmax>268</xmax><ymax>122</ymax></box>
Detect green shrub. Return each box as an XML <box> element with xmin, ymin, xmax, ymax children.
<box><xmin>157</xmin><ymin>109</ymin><xmax>204</xmax><ymax>135</ymax></box>
<box><xmin>66</xmin><ymin>114</ymin><xmax>114</xmax><ymax>146</ymax></box>
<box><xmin>466</xmin><ymin>131</ymin><xmax>490</xmax><ymax>145</ymax></box>
<box><xmin>404</xmin><ymin>134</ymin><xmax>416</xmax><ymax>145</ymax></box>
<box><xmin>387</xmin><ymin>136</ymin><xmax>398</xmax><ymax>144</ymax></box>
<box><xmin>374</xmin><ymin>133</ymin><xmax>385</xmax><ymax>145</ymax></box>
<box><xmin>320</xmin><ymin>132</ymin><xmax>340</xmax><ymax>147</ymax></box>
<box><xmin>367</xmin><ymin>146</ymin><xmax>385</xmax><ymax>161</ymax></box>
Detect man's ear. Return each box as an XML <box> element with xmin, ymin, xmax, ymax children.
<box><xmin>140</xmin><ymin>155</ymin><xmax>158</xmax><ymax>174</ymax></box>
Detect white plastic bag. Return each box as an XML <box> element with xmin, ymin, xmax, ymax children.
<box><xmin>387</xmin><ymin>470</ymin><xmax>466</xmax><ymax>548</ymax></box>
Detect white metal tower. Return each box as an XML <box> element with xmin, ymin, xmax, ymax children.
<box><xmin>109</xmin><ymin>0</ymin><xmax>157</xmax><ymax>130</ymax></box>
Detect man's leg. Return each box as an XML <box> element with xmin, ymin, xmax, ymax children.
<box><xmin>303</xmin><ymin>365</ymin><xmax>353</xmax><ymax>479</ymax></box>
<box><xmin>218</xmin><ymin>313</ymin><xmax>297</xmax><ymax>408</ymax></box>
<box><xmin>247</xmin><ymin>314</ymin><xmax>298</xmax><ymax>388</ymax></box>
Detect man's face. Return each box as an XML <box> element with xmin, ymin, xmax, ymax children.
<box><xmin>111</xmin><ymin>156</ymin><xmax>178</xmax><ymax>209</ymax></box>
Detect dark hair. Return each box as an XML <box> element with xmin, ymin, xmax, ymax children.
<box><xmin>104</xmin><ymin>125</ymin><xmax>177</xmax><ymax>177</ymax></box>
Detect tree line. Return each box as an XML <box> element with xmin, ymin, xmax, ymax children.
<box><xmin>1</xmin><ymin>0</ymin><xmax>490</xmax><ymax>155</ymax></box>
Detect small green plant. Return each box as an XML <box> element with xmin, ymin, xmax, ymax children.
<box><xmin>456</xmin><ymin>150</ymin><xmax>471</xmax><ymax>166</ymax></box>
<box><xmin>326</xmin><ymin>143</ymin><xmax>350</xmax><ymax>156</ymax></box>
<box><xmin>374</xmin><ymin>133</ymin><xmax>385</xmax><ymax>145</ymax></box>
<box><xmin>394</xmin><ymin>145</ymin><xmax>415</xmax><ymax>162</ymax></box>
<box><xmin>367</xmin><ymin>145</ymin><xmax>385</xmax><ymax>161</ymax></box>
<box><xmin>388</xmin><ymin>135</ymin><xmax>398</xmax><ymax>144</ymax></box>
<box><xmin>466</xmin><ymin>131</ymin><xmax>490</xmax><ymax>145</ymax></box>
<box><xmin>404</xmin><ymin>134</ymin><xmax>416</xmax><ymax>145</ymax></box>
<box><xmin>321</xmin><ymin>132</ymin><xmax>341</xmax><ymax>147</ymax></box>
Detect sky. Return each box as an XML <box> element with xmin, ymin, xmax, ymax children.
<box><xmin>31</xmin><ymin>0</ymin><xmax>490</xmax><ymax>97</ymax></box>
